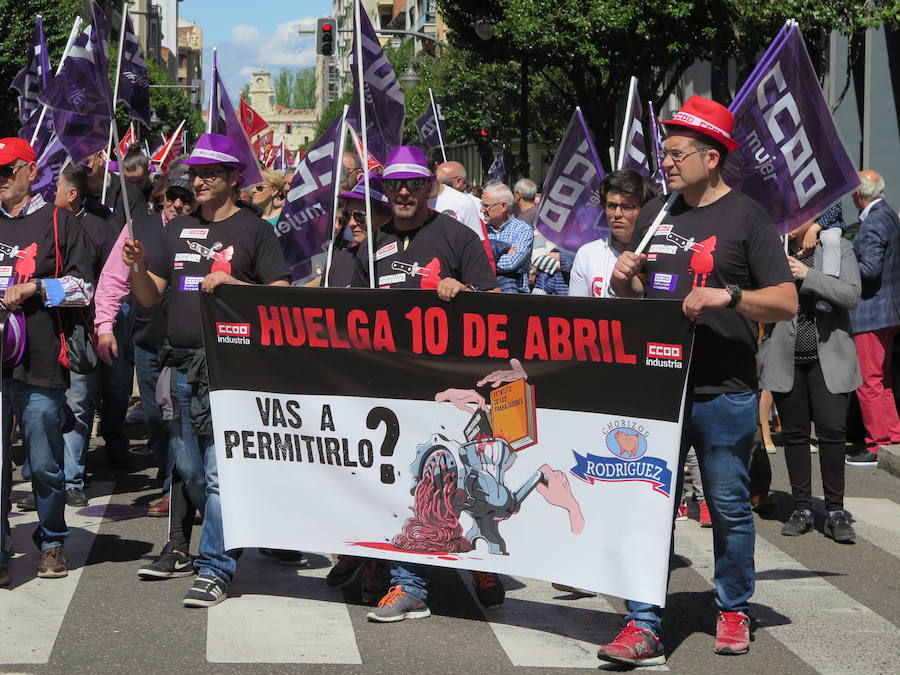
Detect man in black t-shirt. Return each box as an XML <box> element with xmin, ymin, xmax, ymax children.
<box><xmin>124</xmin><ymin>134</ymin><xmax>290</xmax><ymax>609</ymax></box>
<box><xmin>601</xmin><ymin>97</ymin><xmax>797</xmax><ymax>666</ymax></box>
<box><xmin>348</xmin><ymin>145</ymin><xmax>501</xmax><ymax>624</ymax></box>
<box><xmin>0</xmin><ymin>137</ymin><xmax>93</xmax><ymax>585</ymax></box>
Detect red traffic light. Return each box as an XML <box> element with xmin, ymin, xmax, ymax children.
<box><xmin>480</xmin><ymin>129</ymin><xmax>489</xmax><ymax>137</ymax></box>
<box><xmin>322</xmin><ymin>23</ymin><xmax>332</xmax><ymax>32</ymax></box>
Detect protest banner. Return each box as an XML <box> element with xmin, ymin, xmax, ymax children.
<box><xmin>201</xmin><ymin>286</ymin><xmax>694</xmax><ymax>605</ymax></box>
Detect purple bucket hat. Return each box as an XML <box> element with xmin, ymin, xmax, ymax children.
<box><xmin>381</xmin><ymin>146</ymin><xmax>432</xmax><ymax>180</ymax></box>
<box><xmin>2</xmin><ymin>310</ymin><xmax>26</xmax><ymax>369</ymax></box>
<box><xmin>339</xmin><ymin>175</ymin><xmax>390</xmax><ymax>206</ymax></box>
<box><xmin>182</xmin><ymin>134</ymin><xmax>244</xmax><ymax>168</ymax></box>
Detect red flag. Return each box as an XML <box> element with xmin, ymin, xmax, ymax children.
<box><xmin>151</xmin><ymin>119</ymin><xmax>185</xmax><ymax>174</ymax></box>
<box><xmin>253</xmin><ymin>129</ymin><xmax>273</xmax><ymax>158</ymax></box>
<box><xmin>116</xmin><ymin>122</ymin><xmax>137</xmax><ymax>158</ymax></box>
<box><xmin>347</xmin><ymin>123</ymin><xmax>382</xmax><ymax>173</ymax></box>
<box><xmin>240</xmin><ymin>95</ymin><xmax>269</xmax><ymax>137</ymax></box>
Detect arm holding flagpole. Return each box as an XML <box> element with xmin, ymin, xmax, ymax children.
<box><xmin>30</xmin><ymin>16</ymin><xmax>83</xmax><ymax>148</ymax></box>
<box><xmin>323</xmin><ymin>106</ymin><xmax>350</xmax><ymax>288</ymax></box>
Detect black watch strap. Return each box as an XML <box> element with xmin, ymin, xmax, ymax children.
<box><xmin>725</xmin><ymin>283</ymin><xmax>742</xmax><ymax>308</ymax></box>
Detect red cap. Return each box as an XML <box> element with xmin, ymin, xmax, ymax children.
<box><xmin>0</xmin><ymin>137</ymin><xmax>36</xmax><ymax>166</ymax></box>
<box><xmin>660</xmin><ymin>96</ymin><xmax>740</xmax><ymax>151</ymax></box>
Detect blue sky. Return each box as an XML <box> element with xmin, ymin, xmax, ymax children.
<box><xmin>179</xmin><ymin>0</ymin><xmax>333</xmax><ymax>104</ymax></box>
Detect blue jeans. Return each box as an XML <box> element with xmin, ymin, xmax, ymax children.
<box><xmin>134</xmin><ymin>344</ymin><xmax>171</xmax><ymax>491</ymax></box>
<box><xmin>62</xmin><ymin>371</ymin><xmax>100</xmax><ymax>490</ymax></box>
<box><xmin>1</xmin><ymin>379</ymin><xmax>68</xmax><ymax>567</ymax></box>
<box><xmin>626</xmin><ymin>391</ymin><xmax>758</xmax><ymax>633</ymax></box>
<box><xmin>390</xmin><ymin>562</ymin><xmax>429</xmax><ymax>601</ymax></box>
<box><xmin>169</xmin><ymin>369</ymin><xmax>236</xmax><ymax>583</ymax></box>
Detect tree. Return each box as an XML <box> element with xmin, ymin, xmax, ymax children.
<box><xmin>292</xmin><ymin>68</ymin><xmax>316</xmax><ymax>109</ymax></box>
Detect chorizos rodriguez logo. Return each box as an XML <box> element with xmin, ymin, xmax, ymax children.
<box><xmin>216</xmin><ymin>322</ymin><xmax>251</xmax><ymax>345</ymax></box>
<box><xmin>645</xmin><ymin>342</ymin><xmax>683</xmax><ymax>369</ymax></box>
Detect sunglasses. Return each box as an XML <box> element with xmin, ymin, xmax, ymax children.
<box><xmin>382</xmin><ymin>177</ymin><xmax>429</xmax><ymax>192</ymax></box>
<box><xmin>0</xmin><ymin>162</ymin><xmax>28</xmax><ymax>179</ymax></box>
<box><xmin>165</xmin><ymin>189</ymin><xmax>195</xmax><ymax>204</ymax></box>
<box><xmin>251</xmin><ymin>184</ymin><xmax>272</xmax><ymax>193</ymax></box>
<box><xmin>187</xmin><ymin>167</ymin><xmax>229</xmax><ymax>182</ymax></box>
<box><xmin>342</xmin><ymin>209</ymin><xmax>367</xmax><ymax>224</ymax></box>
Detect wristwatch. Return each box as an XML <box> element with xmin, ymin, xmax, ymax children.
<box><xmin>32</xmin><ymin>278</ymin><xmax>44</xmax><ymax>299</ymax></box>
<box><xmin>725</xmin><ymin>283</ymin><xmax>742</xmax><ymax>308</ymax></box>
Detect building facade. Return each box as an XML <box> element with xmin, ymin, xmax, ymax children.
<box><xmin>177</xmin><ymin>19</ymin><xmax>204</xmax><ymax>109</ymax></box>
<box><xmin>248</xmin><ymin>68</ymin><xmax>318</xmax><ymax>152</ymax></box>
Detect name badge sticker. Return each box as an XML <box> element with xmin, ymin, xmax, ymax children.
<box><xmin>175</xmin><ymin>253</ymin><xmax>201</xmax><ymax>263</ymax></box>
<box><xmin>378</xmin><ymin>273</ymin><xmax>405</xmax><ymax>286</ymax></box>
<box><xmin>375</xmin><ymin>241</ymin><xmax>398</xmax><ymax>261</ymax></box>
<box><xmin>180</xmin><ymin>228</ymin><xmax>209</xmax><ymax>239</ymax></box>
<box><xmin>650</xmin><ymin>273</ymin><xmax>678</xmax><ymax>292</ymax></box>
<box><xmin>179</xmin><ymin>275</ymin><xmax>204</xmax><ymax>292</ymax></box>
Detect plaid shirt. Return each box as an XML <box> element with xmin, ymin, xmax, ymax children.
<box><xmin>488</xmin><ymin>216</ymin><xmax>533</xmax><ymax>293</ymax></box>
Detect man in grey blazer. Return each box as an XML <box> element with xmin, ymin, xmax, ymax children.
<box><xmin>848</xmin><ymin>170</ymin><xmax>900</xmax><ymax>465</ymax></box>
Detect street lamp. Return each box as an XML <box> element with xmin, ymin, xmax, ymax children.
<box><xmin>399</xmin><ymin>63</ymin><xmax>421</xmax><ymax>90</ymax></box>
<box><xmin>472</xmin><ymin>18</ymin><xmax>494</xmax><ymax>41</ymax></box>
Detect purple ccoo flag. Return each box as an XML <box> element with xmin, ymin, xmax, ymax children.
<box><xmin>275</xmin><ymin>112</ymin><xmax>344</xmax><ymax>282</ymax></box>
<box><xmin>618</xmin><ymin>78</ymin><xmax>650</xmax><ymax>176</ymax></box>
<box><xmin>647</xmin><ymin>102</ymin><xmax>668</xmax><ymax>196</ymax></box>
<box><xmin>725</xmin><ymin>22</ymin><xmax>860</xmax><ymax>234</ymax></box>
<box><xmin>415</xmin><ymin>99</ymin><xmax>447</xmax><ymax>150</ymax></box>
<box><xmin>11</xmin><ymin>16</ymin><xmax>51</xmax><ymax>125</ymax></box>
<box><xmin>346</xmin><ymin>6</ymin><xmax>405</xmax><ymax>165</ymax></box>
<box><xmin>33</xmin><ymin>136</ymin><xmax>68</xmax><ymax>203</ymax></box>
<box><xmin>38</xmin><ymin>1</ymin><xmax>113</xmax><ymax>166</ymax></box>
<box><xmin>118</xmin><ymin>12</ymin><xmax>152</xmax><ymax>128</ymax></box>
<box><xmin>487</xmin><ymin>147</ymin><xmax>506</xmax><ymax>181</ymax></box>
<box><xmin>209</xmin><ymin>53</ymin><xmax>263</xmax><ymax>188</ymax></box>
<box><xmin>534</xmin><ymin>108</ymin><xmax>607</xmax><ymax>253</ymax></box>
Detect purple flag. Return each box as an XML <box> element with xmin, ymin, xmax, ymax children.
<box><xmin>725</xmin><ymin>23</ymin><xmax>860</xmax><ymax>234</ymax></box>
<box><xmin>118</xmin><ymin>13</ymin><xmax>152</xmax><ymax>128</ymax></box>
<box><xmin>11</xmin><ymin>16</ymin><xmax>51</xmax><ymax>125</ymax></box>
<box><xmin>33</xmin><ymin>136</ymin><xmax>68</xmax><ymax>203</ymax></box>
<box><xmin>534</xmin><ymin>108</ymin><xmax>607</xmax><ymax>253</ymax></box>
<box><xmin>209</xmin><ymin>54</ymin><xmax>263</xmax><ymax>188</ymax></box>
<box><xmin>38</xmin><ymin>2</ymin><xmax>112</xmax><ymax>165</ymax></box>
<box><xmin>618</xmin><ymin>78</ymin><xmax>650</xmax><ymax>176</ymax></box>
<box><xmin>346</xmin><ymin>7</ymin><xmax>405</xmax><ymax>164</ymax></box>
<box><xmin>647</xmin><ymin>102</ymin><xmax>668</xmax><ymax>196</ymax></box>
<box><xmin>414</xmin><ymin>98</ymin><xmax>447</xmax><ymax>150</ymax></box>
<box><xmin>487</xmin><ymin>147</ymin><xmax>506</xmax><ymax>181</ymax></box>
<box><xmin>276</xmin><ymin>112</ymin><xmax>344</xmax><ymax>282</ymax></box>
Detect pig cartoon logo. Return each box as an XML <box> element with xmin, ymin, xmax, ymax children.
<box><xmin>606</xmin><ymin>427</ymin><xmax>648</xmax><ymax>460</ymax></box>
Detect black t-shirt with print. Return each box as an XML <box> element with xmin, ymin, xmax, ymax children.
<box><xmin>0</xmin><ymin>204</ymin><xmax>93</xmax><ymax>388</ymax></box>
<box><xmin>632</xmin><ymin>190</ymin><xmax>792</xmax><ymax>394</ymax></box>
<box><xmin>132</xmin><ymin>211</ymin><xmax>176</xmax><ymax>350</ymax></box>
<box><xmin>351</xmin><ymin>211</ymin><xmax>497</xmax><ymax>291</ymax></box>
<box><xmin>77</xmin><ymin>209</ymin><xmax>119</xmax><ymax>279</ymax></box>
<box><xmin>147</xmin><ymin>207</ymin><xmax>289</xmax><ymax>349</ymax></box>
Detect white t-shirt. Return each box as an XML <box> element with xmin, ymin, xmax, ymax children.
<box><xmin>429</xmin><ymin>186</ymin><xmax>487</xmax><ymax>241</ymax></box>
<box><xmin>568</xmin><ymin>237</ymin><xmax>621</xmax><ymax>298</ymax></box>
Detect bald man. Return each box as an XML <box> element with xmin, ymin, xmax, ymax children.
<box><xmin>437</xmin><ymin>160</ymin><xmax>483</xmax><ymax>211</ymax></box>
<box><xmin>847</xmin><ymin>169</ymin><xmax>900</xmax><ymax>465</ymax></box>
<box><xmin>431</xmin><ymin>160</ymin><xmax>494</xmax><ymax>267</ymax></box>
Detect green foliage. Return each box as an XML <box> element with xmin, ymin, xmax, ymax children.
<box><xmin>314</xmin><ymin>89</ymin><xmax>352</xmax><ymax>139</ymax></box>
<box><xmin>273</xmin><ymin>68</ymin><xmax>317</xmax><ymax>110</ymax></box>
<box><xmin>0</xmin><ymin>0</ymin><xmax>84</xmax><ymax>134</ymax></box>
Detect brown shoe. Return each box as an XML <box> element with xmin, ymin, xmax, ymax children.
<box><xmin>37</xmin><ymin>545</ymin><xmax>68</xmax><ymax>578</ymax></box>
<box><xmin>147</xmin><ymin>497</ymin><xmax>170</xmax><ymax>518</ymax></box>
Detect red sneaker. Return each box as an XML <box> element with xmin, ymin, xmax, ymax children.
<box><xmin>597</xmin><ymin>620</ymin><xmax>666</xmax><ymax>666</ymax></box>
<box><xmin>714</xmin><ymin>611</ymin><xmax>750</xmax><ymax>655</ymax></box>
<box><xmin>676</xmin><ymin>499</ymin><xmax>688</xmax><ymax>520</ymax></box>
<box><xmin>699</xmin><ymin>500</ymin><xmax>712</xmax><ymax>527</ymax></box>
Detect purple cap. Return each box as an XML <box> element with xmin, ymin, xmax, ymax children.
<box><xmin>182</xmin><ymin>134</ymin><xmax>243</xmax><ymax>168</ymax></box>
<box><xmin>339</xmin><ymin>175</ymin><xmax>389</xmax><ymax>205</ymax></box>
<box><xmin>382</xmin><ymin>146</ymin><xmax>431</xmax><ymax>180</ymax></box>
<box><xmin>2</xmin><ymin>310</ymin><xmax>26</xmax><ymax>369</ymax></box>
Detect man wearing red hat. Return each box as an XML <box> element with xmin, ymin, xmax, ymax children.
<box><xmin>0</xmin><ymin>137</ymin><xmax>93</xmax><ymax>585</ymax></box>
<box><xmin>604</xmin><ymin>97</ymin><xmax>797</xmax><ymax>664</ymax></box>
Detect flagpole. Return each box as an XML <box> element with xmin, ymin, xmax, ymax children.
<box><xmin>354</xmin><ymin>0</ymin><xmax>375</xmax><ymax>289</ymax></box>
<box><xmin>617</xmin><ymin>76</ymin><xmax>637</xmax><ymax>171</ymax></box>
<box><xmin>428</xmin><ymin>88</ymin><xmax>446</xmax><ymax>163</ymax></box>
<box><xmin>110</xmin><ymin>121</ymin><xmax>134</xmax><ymax>244</ymax></box>
<box><xmin>207</xmin><ymin>49</ymin><xmax>217</xmax><ymax>134</ymax></box>
<box><xmin>633</xmin><ymin>192</ymin><xmax>678</xmax><ymax>255</ymax></box>
<box><xmin>30</xmin><ymin>16</ymin><xmax>83</xmax><ymax>148</ymax></box>
<box><xmin>324</xmin><ymin>106</ymin><xmax>350</xmax><ymax>288</ymax></box>
<box><xmin>102</xmin><ymin>1</ymin><xmax>130</xmax><ymax>205</ymax></box>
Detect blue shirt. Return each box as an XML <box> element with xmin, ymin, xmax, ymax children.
<box><xmin>488</xmin><ymin>216</ymin><xmax>533</xmax><ymax>293</ymax></box>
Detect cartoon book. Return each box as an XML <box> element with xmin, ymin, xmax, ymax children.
<box><xmin>489</xmin><ymin>378</ymin><xmax>537</xmax><ymax>450</ymax></box>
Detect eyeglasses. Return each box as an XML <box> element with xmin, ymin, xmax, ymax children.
<box><xmin>0</xmin><ymin>162</ymin><xmax>28</xmax><ymax>179</ymax></box>
<box><xmin>165</xmin><ymin>189</ymin><xmax>195</xmax><ymax>205</ymax></box>
<box><xmin>187</xmin><ymin>167</ymin><xmax>229</xmax><ymax>183</ymax></box>
<box><xmin>481</xmin><ymin>201</ymin><xmax>504</xmax><ymax>212</ymax></box>
<box><xmin>660</xmin><ymin>148</ymin><xmax>711</xmax><ymax>164</ymax></box>
<box><xmin>382</xmin><ymin>177</ymin><xmax>430</xmax><ymax>192</ymax></box>
<box><xmin>342</xmin><ymin>209</ymin><xmax>367</xmax><ymax>224</ymax></box>
<box><xmin>605</xmin><ymin>201</ymin><xmax>638</xmax><ymax>214</ymax></box>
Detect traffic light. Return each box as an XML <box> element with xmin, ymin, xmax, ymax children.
<box><xmin>317</xmin><ymin>18</ymin><xmax>335</xmax><ymax>57</ymax></box>
<box><xmin>285</xmin><ymin>122</ymin><xmax>293</xmax><ymax>134</ymax></box>
<box><xmin>475</xmin><ymin>128</ymin><xmax>493</xmax><ymax>172</ymax></box>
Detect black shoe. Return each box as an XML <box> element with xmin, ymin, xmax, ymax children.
<box><xmin>824</xmin><ymin>510</ymin><xmax>856</xmax><ymax>543</ymax></box>
<box><xmin>845</xmin><ymin>450</ymin><xmax>878</xmax><ymax>466</ymax></box>
<box><xmin>326</xmin><ymin>555</ymin><xmax>365</xmax><ymax>587</ymax></box>
<box><xmin>472</xmin><ymin>571</ymin><xmax>504</xmax><ymax>607</ymax></box>
<box><xmin>259</xmin><ymin>549</ymin><xmax>309</xmax><ymax>566</ymax></box>
<box><xmin>107</xmin><ymin>450</ymin><xmax>132</xmax><ymax>469</ymax></box>
<box><xmin>0</xmin><ymin>566</ymin><xmax>8</xmax><ymax>587</ymax></box>
<box><xmin>183</xmin><ymin>575</ymin><xmax>227</xmax><ymax>608</ymax></box>
<box><xmin>65</xmin><ymin>488</ymin><xmax>89</xmax><ymax>507</ymax></box>
<box><xmin>138</xmin><ymin>543</ymin><xmax>194</xmax><ymax>579</ymax></box>
<box><xmin>17</xmin><ymin>493</ymin><xmax>36</xmax><ymax>511</ymax></box>
<box><xmin>782</xmin><ymin>509</ymin><xmax>813</xmax><ymax>536</ymax></box>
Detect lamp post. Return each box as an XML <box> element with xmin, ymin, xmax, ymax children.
<box><xmin>399</xmin><ymin>63</ymin><xmax>421</xmax><ymax>90</ymax></box>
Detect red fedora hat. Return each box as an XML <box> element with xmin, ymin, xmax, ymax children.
<box><xmin>660</xmin><ymin>95</ymin><xmax>740</xmax><ymax>151</ymax></box>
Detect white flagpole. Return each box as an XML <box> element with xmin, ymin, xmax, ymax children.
<box><xmin>207</xmin><ymin>49</ymin><xmax>216</xmax><ymax>134</ymax></box>
<box><xmin>428</xmin><ymin>88</ymin><xmax>446</xmax><ymax>163</ymax></box>
<box><xmin>102</xmin><ymin>1</ymin><xmax>130</xmax><ymax>205</ymax></box>
<box><xmin>634</xmin><ymin>192</ymin><xmax>678</xmax><ymax>255</ymax></box>
<box><xmin>324</xmin><ymin>106</ymin><xmax>350</xmax><ymax>288</ymax></box>
<box><xmin>354</xmin><ymin>0</ymin><xmax>375</xmax><ymax>289</ymax></box>
<box><xmin>608</xmin><ymin>146</ymin><xmax>616</xmax><ymax>170</ymax></box>
<box><xmin>30</xmin><ymin>16</ymin><xmax>83</xmax><ymax>148</ymax></box>
<box><xmin>617</xmin><ymin>76</ymin><xmax>638</xmax><ymax>171</ymax></box>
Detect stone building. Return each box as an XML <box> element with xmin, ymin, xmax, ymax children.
<box><xmin>247</xmin><ymin>68</ymin><xmax>318</xmax><ymax>152</ymax></box>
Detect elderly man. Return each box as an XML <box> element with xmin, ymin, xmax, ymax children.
<box><xmin>481</xmin><ymin>182</ymin><xmax>533</xmax><ymax>293</ymax></box>
<box><xmin>121</xmin><ymin>146</ymin><xmax>154</xmax><ymax>203</ymax></box>
<box><xmin>847</xmin><ymin>170</ymin><xmax>900</xmax><ymax>466</ymax></box>
<box><xmin>0</xmin><ymin>137</ymin><xmax>93</xmax><ymax>585</ymax></box>
<box><xmin>513</xmin><ymin>178</ymin><xmax>538</xmax><ymax>226</ymax></box>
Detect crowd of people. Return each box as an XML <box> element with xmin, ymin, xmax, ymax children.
<box><xmin>0</xmin><ymin>92</ymin><xmax>897</xmax><ymax>667</ymax></box>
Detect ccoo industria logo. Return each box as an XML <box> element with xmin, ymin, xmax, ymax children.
<box><xmin>569</xmin><ymin>422</ymin><xmax>672</xmax><ymax>497</ymax></box>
